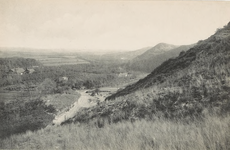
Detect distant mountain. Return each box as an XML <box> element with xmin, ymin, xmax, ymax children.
<box><xmin>74</xmin><ymin>47</ymin><xmax>152</xmax><ymax>66</ymax></box>
<box><xmin>126</xmin><ymin>43</ymin><xmax>194</xmax><ymax>72</ymax></box>
<box><xmin>135</xmin><ymin>43</ymin><xmax>178</xmax><ymax>59</ymax></box>
<box><xmin>101</xmin><ymin>47</ymin><xmax>151</xmax><ymax>62</ymax></box>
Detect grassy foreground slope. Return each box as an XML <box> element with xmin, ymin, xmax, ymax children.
<box><xmin>1</xmin><ymin>113</ymin><xmax>230</xmax><ymax>150</ymax></box>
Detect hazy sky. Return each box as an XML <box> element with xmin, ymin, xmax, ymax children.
<box><xmin>0</xmin><ymin>0</ymin><xmax>230</xmax><ymax>51</ymax></box>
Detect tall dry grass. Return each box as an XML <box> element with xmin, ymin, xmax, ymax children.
<box><xmin>1</xmin><ymin>112</ymin><xmax>229</xmax><ymax>150</ymax></box>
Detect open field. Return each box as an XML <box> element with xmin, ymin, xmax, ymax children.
<box><xmin>0</xmin><ymin>89</ymin><xmax>38</xmax><ymax>103</ymax></box>
<box><xmin>0</xmin><ymin>91</ymin><xmax>20</xmax><ymax>103</ymax></box>
<box><xmin>36</xmin><ymin>57</ymin><xmax>89</xmax><ymax>66</ymax></box>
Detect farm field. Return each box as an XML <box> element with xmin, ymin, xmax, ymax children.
<box><xmin>0</xmin><ymin>91</ymin><xmax>20</xmax><ymax>103</ymax></box>
<box><xmin>36</xmin><ymin>56</ymin><xmax>89</xmax><ymax>66</ymax></box>
<box><xmin>0</xmin><ymin>89</ymin><xmax>37</xmax><ymax>103</ymax></box>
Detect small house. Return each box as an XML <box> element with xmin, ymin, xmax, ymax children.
<box><xmin>59</xmin><ymin>76</ymin><xmax>68</xmax><ymax>82</ymax></box>
<box><xmin>9</xmin><ymin>68</ymin><xmax>25</xmax><ymax>75</ymax></box>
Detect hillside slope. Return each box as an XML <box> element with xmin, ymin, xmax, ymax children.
<box><xmin>108</xmin><ymin>23</ymin><xmax>230</xmax><ymax>99</ymax></box>
<box><xmin>126</xmin><ymin>43</ymin><xmax>193</xmax><ymax>72</ymax></box>
<box><xmin>63</xmin><ymin>22</ymin><xmax>230</xmax><ymax>126</ymax></box>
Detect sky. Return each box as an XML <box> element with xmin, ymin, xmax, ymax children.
<box><xmin>0</xmin><ymin>0</ymin><xmax>230</xmax><ymax>52</ymax></box>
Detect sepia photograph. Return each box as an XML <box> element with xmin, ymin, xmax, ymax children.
<box><xmin>0</xmin><ymin>0</ymin><xmax>230</xmax><ymax>149</ymax></box>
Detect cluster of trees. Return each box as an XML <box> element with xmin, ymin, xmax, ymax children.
<box><xmin>0</xmin><ymin>77</ymin><xmax>59</xmax><ymax>139</ymax></box>
<box><xmin>0</xmin><ymin>57</ymin><xmax>41</xmax><ymax>71</ymax></box>
<box><xmin>0</xmin><ymin>98</ymin><xmax>55</xmax><ymax>139</ymax></box>
<box><xmin>0</xmin><ymin>57</ymin><xmax>41</xmax><ymax>86</ymax></box>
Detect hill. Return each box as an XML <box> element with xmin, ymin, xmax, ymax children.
<box><xmin>134</xmin><ymin>43</ymin><xmax>177</xmax><ymax>59</ymax></box>
<box><xmin>108</xmin><ymin>23</ymin><xmax>230</xmax><ymax>99</ymax></box>
<box><xmin>66</xmin><ymin>22</ymin><xmax>230</xmax><ymax>125</ymax></box>
<box><xmin>126</xmin><ymin>43</ymin><xmax>194</xmax><ymax>72</ymax></box>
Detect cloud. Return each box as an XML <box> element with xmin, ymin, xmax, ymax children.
<box><xmin>0</xmin><ymin>23</ymin><xmax>23</xmax><ymax>47</ymax></box>
<box><xmin>1</xmin><ymin>1</ymin><xmax>230</xmax><ymax>50</ymax></box>
<box><xmin>37</xmin><ymin>11</ymin><xmax>121</xmax><ymax>40</ymax></box>
<box><xmin>38</xmin><ymin>13</ymin><xmax>82</xmax><ymax>38</ymax></box>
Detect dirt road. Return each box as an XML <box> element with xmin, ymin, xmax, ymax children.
<box><xmin>52</xmin><ymin>74</ymin><xmax>148</xmax><ymax>125</ymax></box>
<box><xmin>52</xmin><ymin>90</ymin><xmax>97</xmax><ymax>125</ymax></box>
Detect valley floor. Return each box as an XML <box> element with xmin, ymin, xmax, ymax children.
<box><xmin>1</xmin><ymin>113</ymin><xmax>229</xmax><ymax>150</ymax></box>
